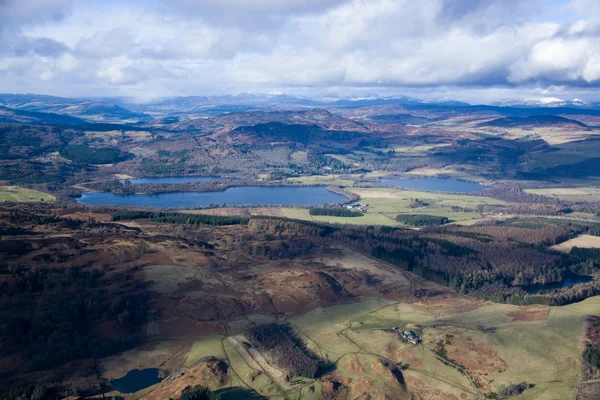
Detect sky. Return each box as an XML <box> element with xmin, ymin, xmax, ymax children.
<box><xmin>0</xmin><ymin>0</ymin><xmax>599</xmax><ymax>103</ymax></box>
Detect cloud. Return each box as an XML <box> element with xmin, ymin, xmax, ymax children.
<box><xmin>0</xmin><ymin>0</ymin><xmax>598</xmax><ymax>101</ymax></box>
<box><xmin>0</xmin><ymin>0</ymin><xmax>73</xmax><ymax>22</ymax></box>
<box><xmin>157</xmin><ymin>0</ymin><xmax>350</xmax><ymax>30</ymax></box>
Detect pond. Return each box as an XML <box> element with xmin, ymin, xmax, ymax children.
<box><xmin>111</xmin><ymin>368</ymin><xmax>162</xmax><ymax>394</ymax></box>
<box><xmin>125</xmin><ymin>176</ymin><xmax>232</xmax><ymax>184</ymax></box>
<box><xmin>78</xmin><ymin>186</ymin><xmax>347</xmax><ymax>208</ymax></box>
<box><xmin>379</xmin><ymin>178</ymin><xmax>487</xmax><ymax>193</ymax></box>
<box><xmin>523</xmin><ymin>275</ymin><xmax>593</xmax><ymax>294</ymax></box>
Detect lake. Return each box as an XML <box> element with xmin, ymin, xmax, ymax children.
<box><xmin>523</xmin><ymin>275</ymin><xmax>593</xmax><ymax>294</ymax></box>
<box><xmin>78</xmin><ymin>186</ymin><xmax>347</xmax><ymax>208</ymax></box>
<box><xmin>126</xmin><ymin>176</ymin><xmax>232</xmax><ymax>184</ymax></box>
<box><xmin>111</xmin><ymin>368</ymin><xmax>162</xmax><ymax>394</ymax></box>
<box><xmin>380</xmin><ymin>178</ymin><xmax>487</xmax><ymax>193</ymax></box>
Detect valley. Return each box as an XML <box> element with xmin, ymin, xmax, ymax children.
<box><xmin>3</xmin><ymin>94</ymin><xmax>600</xmax><ymax>399</ymax></box>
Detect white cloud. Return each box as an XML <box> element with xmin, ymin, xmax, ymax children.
<box><xmin>0</xmin><ymin>0</ymin><xmax>598</xmax><ymax>101</ymax></box>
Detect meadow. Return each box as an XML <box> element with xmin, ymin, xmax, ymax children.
<box><xmin>550</xmin><ymin>234</ymin><xmax>600</xmax><ymax>253</ymax></box>
<box><xmin>0</xmin><ymin>186</ymin><xmax>55</xmax><ymax>202</ymax></box>
<box><xmin>525</xmin><ymin>187</ymin><xmax>600</xmax><ymax>203</ymax></box>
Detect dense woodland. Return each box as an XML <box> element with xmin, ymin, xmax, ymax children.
<box><xmin>180</xmin><ymin>385</ymin><xmax>221</xmax><ymax>400</ymax></box>
<box><xmin>0</xmin><ymin>263</ymin><xmax>150</xmax><ymax>372</ymax></box>
<box><xmin>59</xmin><ymin>145</ymin><xmax>131</xmax><ymax>166</ymax></box>
<box><xmin>246</xmin><ymin>323</ymin><xmax>319</xmax><ymax>378</ymax></box>
<box><xmin>309</xmin><ymin>207</ymin><xmax>363</xmax><ymax>217</ymax></box>
<box><xmin>111</xmin><ymin>210</ymin><xmax>249</xmax><ymax>226</ymax></box>
<box><xmin>396</xmin><ymin>214</ymin><xmax>449</xmax><ymax>226</ymax></box>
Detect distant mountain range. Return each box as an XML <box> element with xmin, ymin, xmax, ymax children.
<box><xmin>0</xmin><ymin>94</ymin><xmax>148</xmax><ymax>122</ymax></box>
<box><xmin>493</xmin><ymin>98</ymin><xmax>600</xmax><ymax>109</ymax></box>
<box><xmin>0</xmin><ymin>93</ymin><xmax>599</xmax><ymax>124</ymax></box>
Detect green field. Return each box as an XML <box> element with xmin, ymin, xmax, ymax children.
<box><xmin>287</xmin><ymin>174</ymin><xmax>355</xmax><ymax>186</ymax></box>
<box><xmin>287</xmin><ymin>171</ymin><xmax>393</xmax><ymax>187</ymax></box>
<box><xmin>525</xmin><ymin>187</ymin><xmax>600</xmax><ymax>202</ymax></box>
<box><xmin>562</xmin><ymin>295</ymin><xmax>600</xmax><ymax>317</ymax></box>
<box><xmin>346</xmin><ymin>187</ymin><xmax>500</xmax><ymax>225</ymax></box>
<box><xmin>283</xmin><ymin>187</ymin><xmax>501</xmax><ymax>227</ymax></box>
<box><xmin>0</xmin><ymin>186</ymin><xmax>55</xmax><ymax>202</ymax></box>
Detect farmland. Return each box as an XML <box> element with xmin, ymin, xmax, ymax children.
<box><xmin>0</xmin><ymin>186</ymin><xmax>54</xmax><ymax>202</ymax></box>
<box><xmin>525</xmin><ymin>187</ymin><xmax>600</xmax><ymax>203</ymax></box>
<box><xmin>344</xmin><ymin>187</ymin><xmax>497</xmax><ymax>225</ymax></box>
<box><xmin>551</xmin><ymin>234</ymin><xmax>600</xmax><ymax>253</ymax></box>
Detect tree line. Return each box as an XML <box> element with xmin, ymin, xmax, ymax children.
<box><xmin>396</xmin><ymin>214</ymin><xmax>449</xmax><ymax>226</ymax></box>
<box><xmin>309</xmin><ymin>207</ymin><xmax>363</xmax><ymax>217</ymax></box>
<box><xmin>111</xmin><ymin>211</ymin><xmax>249</xmax><ymax>226</ymax></box>
<box><xmin>246</xmin><ymin>323</ymin><xmax>319</xmax><ymax>378</ymax></box>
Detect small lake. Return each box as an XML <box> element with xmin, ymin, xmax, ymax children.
<box><xmin>523</xmin><ymin>275</ymin><xmax>593</xmax><ymax>294</ymax></box>
<box><xmin>78</xmin><ymin>186</ymin><xmax>347</xmax><ymax>208</ymax></box>
<box><xmin>380</xmin><ymin>178</ymin><xmax>487</xmax><ymax>193</ymax></box>
<box><xmin>111</xmin><ymin>368</ymin><xmax>162</xmax><ymax>394</ymax></box>
<box><xmin>126</xmin><ymin>176</ymin><xmax>232</xmax><ymax>184</ymax></box>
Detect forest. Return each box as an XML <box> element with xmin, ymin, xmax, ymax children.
<box><xmin>309</xmin><ymin>207</ymin><xmax>363</xmax><ymax>217</ymax></box>
<box><xmin>0</xmin><ymin>263</ymin><xmax>150</xmax><ymax>372</ymax></box>
<box><xmin>111</xmin><ymin>210</ymin><xmax>249</xmax><ymax>226</ymax></box>
<box><xmin>246</xmin><ymin>323</ymin><xmax>319</xmax><ymax>378</ymax></box>
<box><xmin>396</xmin><ymin>214</ymin><xmax>449</xmax><ymax>226</ymax></box>
<box><xmin>59</xmin><ymin>145</ymin><xmax>131</xmax><ymax>165</ymax></box>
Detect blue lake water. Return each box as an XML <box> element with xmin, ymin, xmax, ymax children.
<box><xmin>78</xmin><ymin>186</ymin><xmax>347</xmax><ymax>208</ymax></box>
<box><xmin>380</xmin><ymin>178</ymin><xmax>487</xmax><ymax>193</ymax></box>
<box><xmin>111</xmin><ymin>368</ymin><xmax>162</xmax><ymax>394</ymax></box>
<box><xmin>126</xmin><ymin>176</ymin><xmax>232</xmax><ymax>184</ymax></box>
<box><xmin>523</xmin><ymin>275</ymin><xmax>593</xmax><ymax>294</ymax></box>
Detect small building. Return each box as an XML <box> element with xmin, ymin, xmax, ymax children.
<box><xmin>395</xmin><ymin>328</ymin><xmax>421</xmax><ymax>344</ymax></box>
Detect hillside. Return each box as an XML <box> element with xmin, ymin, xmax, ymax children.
<box><xmin>480</xmin><ymin>115</ymin><xmax>589</xmax><ymax>129</ymax></box>
<box><xmin>0</xmin><ymin>106</ymin><xmax>86</xmax><ymax>125</ymax></box>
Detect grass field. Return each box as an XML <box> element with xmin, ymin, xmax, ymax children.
<box><xmin>474</xmin><ymin>126</ymin><xmax>600</xmax><ymax>145</ymax></box>
<box><xmin>281</xmin><ymin>207</ymin><xmax>402</xmax><ymax>226</ymax></box>
<box><xmin>390</xmin><ymin>143</ymin><xmax>451</xmax><ymax>154</ymax></box>
<box><xmin>291</xmin><ymin>298</ymin><xmax>586</xmax><ymax>399</ymax></box>
<box><xmin>344</xmin><ymin>187</ymin><xmax>500</xmax><ymax>225</ymax></box>
<box><xmin>287</xmin><ymin>174</ymin><xmax>355</xmax><ymax>186</ymax></box>
<box><xmin>286</xmin><ymin>171</ymin><xmax>394</xmax><ymax>187</ymax></box>
<box><xmin>0</xmin><ymin>186</ymin><xmax>55</xmax><ymax>202</ymax></box>
<box><xmin>550</xmin><ymin>234</ymin><xmax>600</xmax><ymax>253</ymax></box>
<box><xmin>525</xmin><ymin>187</ymin><xmax>600</xmax><ymax>203</ymax></box>
<box><xmin>405</xmin><ymin>165</ymin><xmax>492</xmax><ymax>184</ymax></box>
<box><xmin>562</xmin><ymin>295</ymin><xmax>600</xmax><ymax>317</ymax></box>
